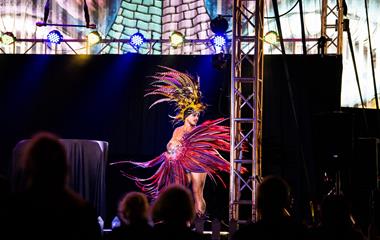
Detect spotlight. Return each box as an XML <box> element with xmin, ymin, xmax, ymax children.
<box><xmin>212</xmin><ymin>34</ymin><xmax>226</xmax><ymax>48</ymax></box>
<box><xmin>210</xmin><ymin>15</ymin><xmax>228</xmax><ymax>34</ymax></box>
<box><xmin>264</xmin><ymin>31</ymin><xmax>278</xmax><ymax>45</ymax></box>
<box><xmin>1</xmin><ymin>32</ymin><xmax>16</xmax><ymax>45</ymax></box>
<box><xmin>47</xmin><ymin>30</ymin><xmax>63</xmax><ymax>44</ymax></box>
<box><xmin>87</xmin><ymin>31</ymin><xmax>102</xmax><ymax>46</ymax></box>
<box><xmin>169</xmin><ymin>31</ymin><xmax>184</xmax><ymax>48</ymax></box>
<box><xmin>130</xmin><ymin>32</ymin><xmax>145</xmax><ymax>48</ymax></box>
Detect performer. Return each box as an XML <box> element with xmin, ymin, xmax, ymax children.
<box><xmin>115</xmin><ymin>66</ymin><xmax>236</xmax><ymax>217</ymax></box>
<box><xmin>166</xmin><ymin>108</ymin><xmax>208</xmax><ymax>216</ymax></box>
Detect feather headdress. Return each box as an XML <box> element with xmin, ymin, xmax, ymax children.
<box><xmin>145</xmin><ymin>66</ymin><xmax>206</xmax><ymax>123</ymax></box>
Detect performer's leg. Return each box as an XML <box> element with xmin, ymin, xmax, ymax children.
<box><xmin>191</xmin><ymin>172</ymin><xmax>207</xmax><ymax>216</ymax></box>
<box><xmin>186</xmin><ymin>172</ymin><xmax>192</xmax><ymax>187</ymax></box>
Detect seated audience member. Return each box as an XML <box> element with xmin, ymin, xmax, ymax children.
<box><xmin>108</xmin><ymin>191</ymin><xmax>153</xmax><ymax>240</ymax></box>
<box><xmin>309</xmin><ymin>194</ymin><xmax>365</xmax><ymax>240</ymax></box>
<box><xmin>5</xmin><ymin>132</ymin><xmax>101</xmax><ymax>240</ymax></box>
<box><xmin>232</xmin><ymin>175</ymin><xmax>307</xmax><ymax>240</ymax></box>
<box><xmin>151</xmin><ymin>184</ymin><xmax>206</xmax><ymax>240</ymax></box>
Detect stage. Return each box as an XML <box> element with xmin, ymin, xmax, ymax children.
<box><xmin>1</xmin><ymin>54</ymin><xmax>379</xmax><ymax>232</ymax></box>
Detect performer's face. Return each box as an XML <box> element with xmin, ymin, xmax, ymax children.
<box><xmin>185</xmin><ymin>112</ymin><xmax>200</xmax><ymax>126</ymax></box>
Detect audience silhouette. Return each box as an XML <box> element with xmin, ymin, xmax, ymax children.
<box><xmin>1</xmin><ymin>133</ymin><xmax>374</xmax><ymax>240</ymax></box>
<box><xmin>151</xmin><ymin>184</ymin><xmax>206</xmax><ymax>240</ymax></box>
<box><xmin>232</xmin><ymin>175</ymin><xmax>307</xmax><ymax>240</ymax></box>
<box><xmin>108</xmin><ymin>191</ymin><xmax>153</xmax><ymax>240</ymax></box>
<box><xmin>5</xmin><ymin>132</ymin><xmax>102</xmax><ymax>240</ymax></box>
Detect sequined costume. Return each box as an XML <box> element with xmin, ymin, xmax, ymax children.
<box><xmin>118</xmin><ymin>118</ymin><xmax>231</xmax><ymax>198</ymax></box>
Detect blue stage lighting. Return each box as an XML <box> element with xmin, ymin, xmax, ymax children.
<box><xmin>212</xmin><ymin>35</ymin><xmax>226</xmax><ymax>48</ymax></box>
<box><xmin>47</xmin><ymin>30</ymin><xmax>63</xmax><ymax>44</ymax></box>
<box><xmin>130</xmin><ymin>32</ymin><xmax>145</xmax><ymax>48</ymax></box>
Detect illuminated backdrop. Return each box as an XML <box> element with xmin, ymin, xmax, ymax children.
<box><xmin>0</xmin><ymin>0</ymin><xmax>379</xmax><ymax>108</ymax></box>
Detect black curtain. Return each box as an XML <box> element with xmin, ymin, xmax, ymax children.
<box><xmin>1</xmin><ymin>54</ymin><xmax>356</xmax><ymax>225</ymax></box>
<box><xmin>262</xmin><ymin>54</ymin><xmax>343</xmax><ymax>221</ymax></box>
<box><xmin>0</xmin><ymin>54</ymin><xmax>231</xmax><ymax>224</ymax></box>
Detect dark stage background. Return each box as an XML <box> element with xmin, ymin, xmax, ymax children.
<box><xmin>1</xmin><ymin>54</ymin><xmax>379</xmax><ymax>229</ymax></box>
<box><xmin>0</xmin><ymin>54</ymin><xmax>232</xmax><ymax>226</ymax></box>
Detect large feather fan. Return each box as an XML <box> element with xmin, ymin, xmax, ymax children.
<box><xmin>114</xmin><ymin>118</ymin><xmax>236</xmax><ymax>199</ymax></box>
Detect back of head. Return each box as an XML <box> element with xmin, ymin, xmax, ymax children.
<box><xmin>256</xmin><ymin>175</ymin><xmax>291</xmax><ymax>218</ymax></box>
<box><xmin>22</xmin><ymin>132</ymin><xmax>67</xmax><ymax>190</ymax></box>
<box><xmin>151</xmin><ymin>184</ymin><xmax>195</xmax><ymax>225</ymax></box>
<box><xmin>118</xmin><ymin>191</ymin><xmax>149</xmax><ymax>224</ymax></box>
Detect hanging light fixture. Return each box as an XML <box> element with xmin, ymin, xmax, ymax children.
<box><xmin>169</xmin><ymin>31</ymin><xmax>184</xmax><ymax>48</ymax></box>
<box><xmin>1</xmin><ymin>32</ymin><xmax>16</xmax><ymax>45</ymax></box>
<box><xmin>130</xmin><ymin>32</ymin><xmax>145</xmax><ymax>49</ymax></box>
<box><xmin>87</xmin><ymin>31</ymin><xmax>102</xmax><ymax>46</ymax></box>
<box><xmin>47</xmin><ymin>30</ymin><xmax>63</xmax><ymax>44</ymax></box>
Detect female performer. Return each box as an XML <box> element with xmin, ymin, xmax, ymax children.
<box><xmin>166</xmin><ymin>109</ymin><xmax>207</xmax><ymax>216</ymax></box>
<box><xmin>117</xmin><ymin>66</ymin><xmax>234</xmax><ymax>217</ymax></box>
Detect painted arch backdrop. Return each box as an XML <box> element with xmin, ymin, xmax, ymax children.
<box><xmin>0</xmin><ymin>0</ymin><xmax>379</xmax><ymax>107</ymax></box>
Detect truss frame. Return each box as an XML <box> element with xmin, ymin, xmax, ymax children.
<box><xmin>229</xmin><ymin>0</ymin><xmax>264</xmax><ymax>233</ymax></box>
<box><xmin>321</xmin><ymin>0</ymin><xmax>344</xmax><ymax>54</ymax></box>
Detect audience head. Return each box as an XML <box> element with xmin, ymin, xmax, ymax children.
<box><xmin>256</xmin><ymin>175</ymin><xmax>291</xmax><ymax>217</ymax></box>
<box><xmin>151</xmin><ymin>184</ymin><xmax>195</xmax><ymax>225</ymax></box>
<box><xmin>320</xmin><ymin>194</ymin><xmax>352</xmax><ymax>226</ymax></box>
<box><xmin>118</xmin><ymin>191</ymin><xmax>149</xmax><ymax>224</ymax></box>
<box><xmin>22</xmin><ymin>131</ymin><xmax>68</xmax><ymax>190</ymax></box>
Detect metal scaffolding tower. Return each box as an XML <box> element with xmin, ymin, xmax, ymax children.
<box><xmin>321</xmin><ymin>0</ymin><xmax>344</xmax><ymax>54</ymax></box>
<box><xmin>229</xmin><ymin>0</ymin><xmax>264</xmax><ymax>233</ymax></box>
